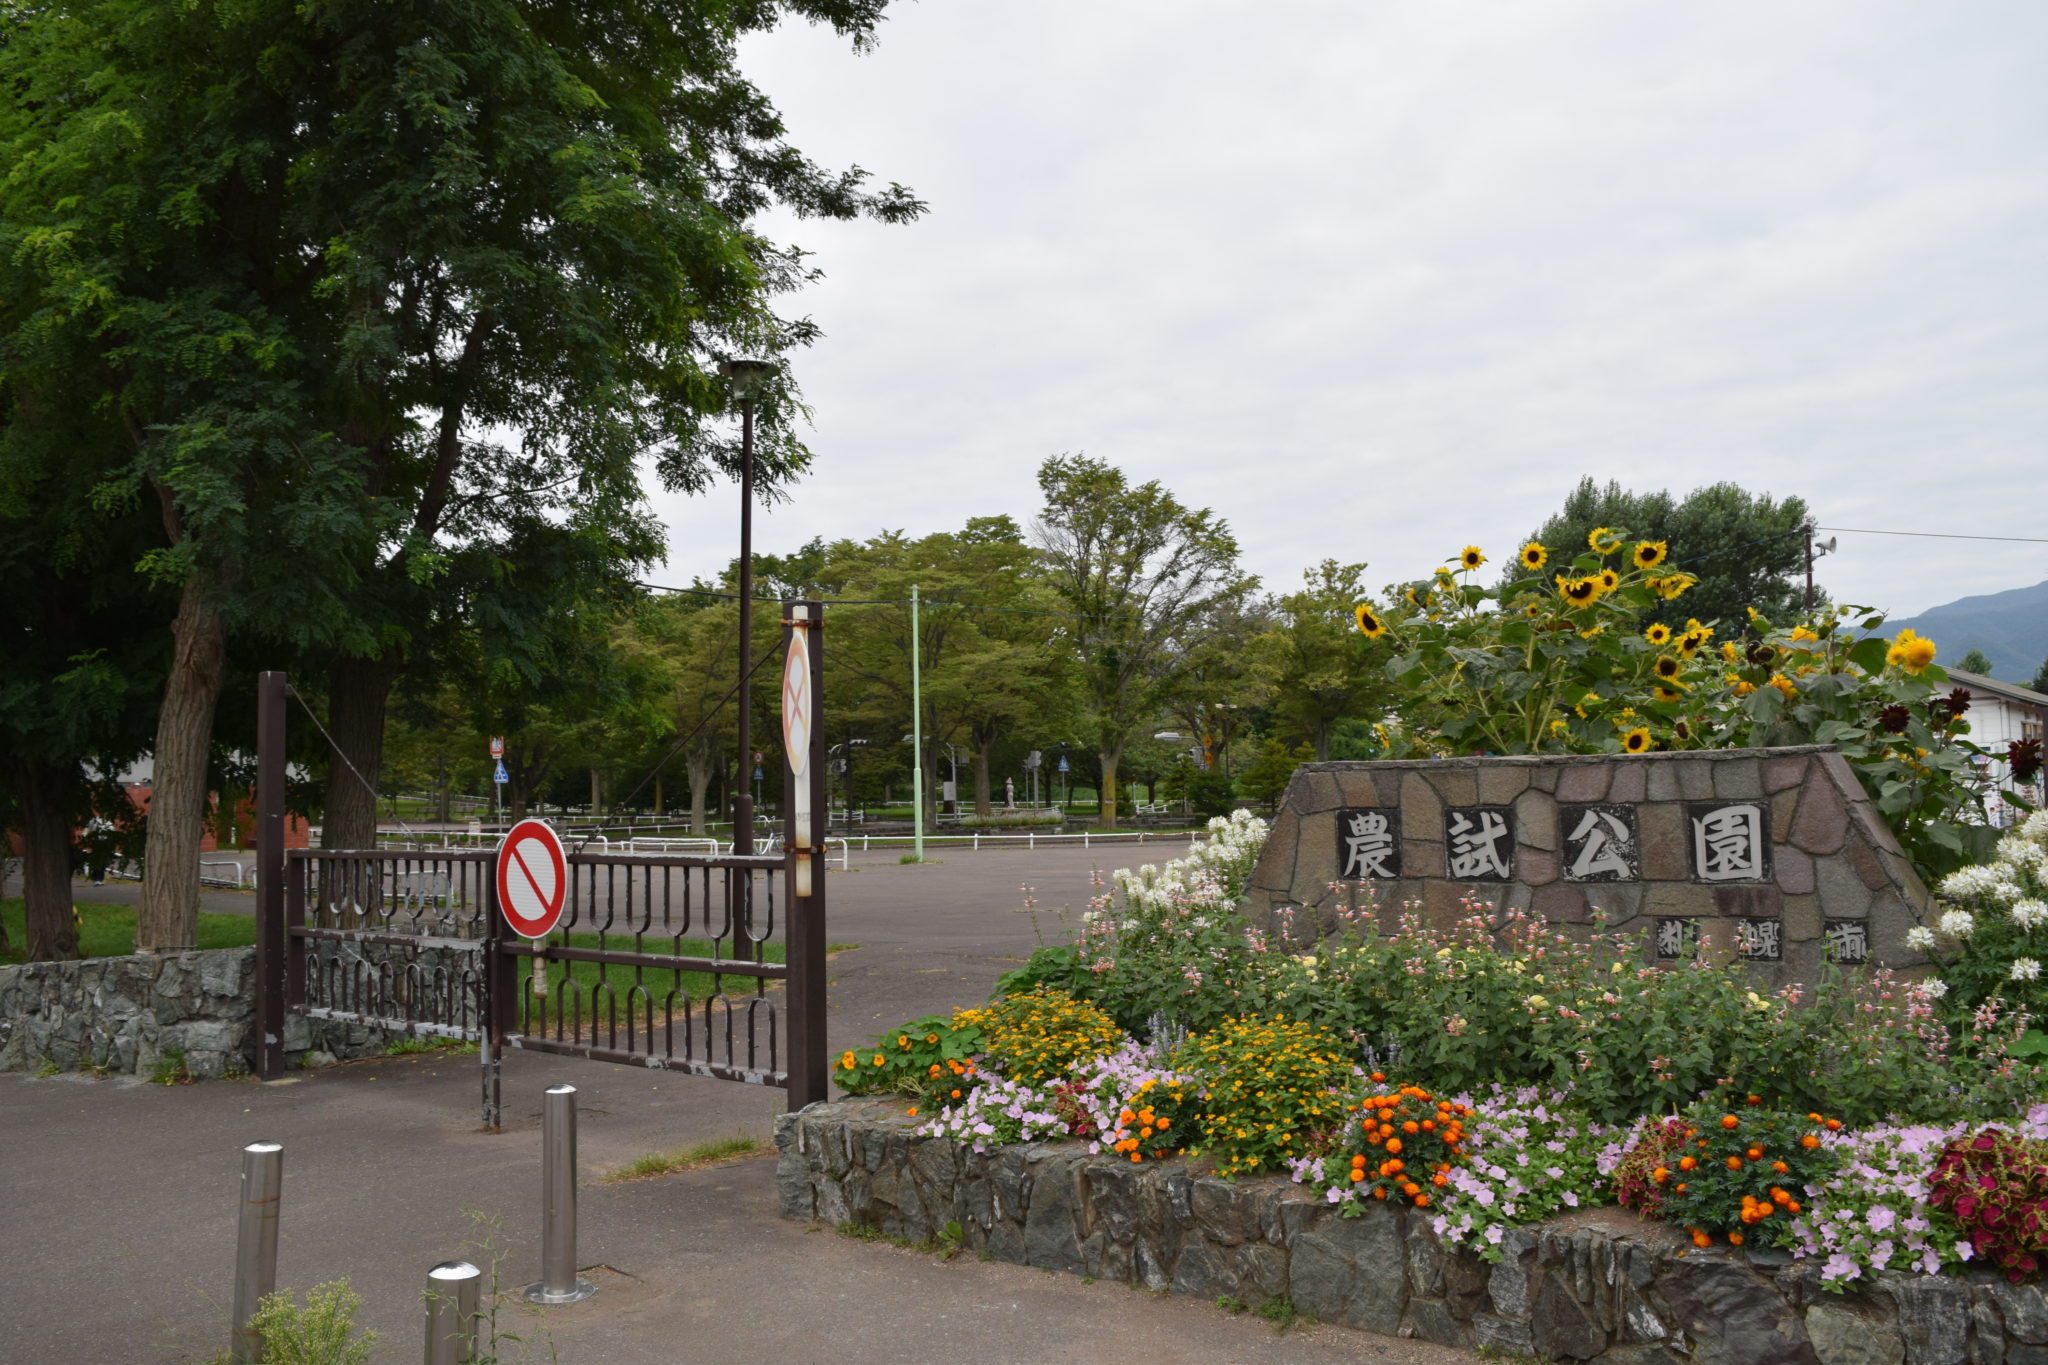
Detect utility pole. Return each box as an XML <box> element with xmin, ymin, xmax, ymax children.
<box><xmin>910</xmin><ymin>583</ymin><xmax>924</xmax><ymax>863</ymax></box>
<box><xmin>1804</xmin><ymin>523</ymin><xmax>1815</xmax><ymax>616</ymax></box>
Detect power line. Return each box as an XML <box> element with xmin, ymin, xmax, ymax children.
<box><xmin>636</xmin><ymin>580</ymin><xmax>1140</xmax><ymax>622</ymax></box>
<box><xmin>1817</xmin><ymin>526</ymin><xmax>2048</xmax><ymax>546</ymax></box>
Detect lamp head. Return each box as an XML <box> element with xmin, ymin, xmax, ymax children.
<box><xmin>720</xmin><ymin>357</ymin><xmax>778</xmax><ymax>400</ymax></box>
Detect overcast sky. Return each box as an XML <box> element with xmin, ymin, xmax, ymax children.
<box><xmin>644</xmin><ymin>0</ymin><xmax>2048</xmax><ymax>621</ymax></box>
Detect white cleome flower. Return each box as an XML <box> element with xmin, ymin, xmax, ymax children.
<box><xmin>1905</xmin><ymin>926</ymin><xmax>1939</xmax><ymax>951</ymax></box>
<box><xmin>1938</xmin><ymin>909</ymin><xmax>1978</xmax><ymax>939</ymax></box>
<box><xmin>2012</xmin><ymin>900</ymin><xmax>2048</xmax><ymax>932</ymax></box>
<box><xmin>2011</xmin><ymin>958</ymin><xmax>2043</xmax><ymax>982</ymax></box>
<box><xmin>1917</xmin><ymin>978</ymin><xmax>1950</xmax><ymax>999</ymax></box>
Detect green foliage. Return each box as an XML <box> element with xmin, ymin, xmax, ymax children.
<box><xmin>1637</xmin><ymin>1099</ymin><xmax>1840</xmax><ymax>1249</ymax></box>
<box><xmin>1264</xmin><ymin>560</ymin><xmax>1396</xmax><ymax>760</ymax></box>
<box><xmin>834</xmin><ymin>1013</ymin><xmax>987</xmax><ymax>1099</ymax></box>
<box><xmin>991</xmin><ymin>944</ymin><xmax>1091</xmax><ymax>1000</ymax></box>
<box><xmin>1237</xmin><ymin>739</ymin><xmax>1313</xmax><ymax>807</ymax></box>
<box><xmin>244</xmin><ymin>1280</ymin><xmax>377</xmax><ymax>1365</ymax></box>
<box><xmin>148</xmin><ymin>1048</ymin><xmax>193</xmax><ymax>1086</ymax></box>
<box><xmin>1957</xmin><ymin>648</ymin><xmax>1996</xmax><ymax>675</ymax></box>
<box><xmin>1511</xmin><ymin>477</ymin><xmax>1812</xmax><ymax>630</ymax></box>
<box><xmin>1178</xmin><ymin>1015</ymin><xmax>1354</xmax><ymax>1176</ymax></box>
<box><xmin>0</xmin><ymin>900</ymin><xmax>256</xmax><ymax>967</ymax></box>
<box><xmin>959</xmin><ymin>988</ymin><xmax>1125</xmax><ymax>1086</ymax></box>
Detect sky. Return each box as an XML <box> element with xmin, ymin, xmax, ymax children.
<box><xmin>644</xmin><ymin>0</ymin><xmax>2048</xmax><ymax>621</ymax></box>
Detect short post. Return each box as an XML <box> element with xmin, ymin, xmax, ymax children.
<box><xmin>423</xmin><ymin>1260</ymin><xmax>482</xmax><ymax>1365</ymax></box>
<box><xmin>229</xmin><ymin>1141</ymin><xmax>284</xmax><ymax>1363</ymax></box>
<box><xmin>523</xmin><ymin>1084</ymin><xmax>595</xmax><ymax>1303</ymax></box>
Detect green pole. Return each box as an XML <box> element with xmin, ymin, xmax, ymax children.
<box><xmin>911</xmin><ymin>583</ymin><xmax>924</xmax><ymax>862</ymax></box>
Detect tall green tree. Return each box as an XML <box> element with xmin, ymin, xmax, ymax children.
<box><xmin>1955</xmin><ymin>648</ymin><xmax>1995</xmax><ymax>677</ymax></box>
<box><xmin>1</xmin><ymin>0</ymin><xmax>921</xmax><ymax>946</ymax></box>
<box><xmin>1032</xmin><ymin>456</ymin><xmax>1256</xmax><ymax>829</ymax></box>
<box><xmin>1265</xmin><ymin>560</ymin><xmax>1396</xmax><ymax>761</ymax></box>
<box><xmin>1512</xmin><ymin>478</ymin><xmax>1813</xmax><ymax>631</ymax></box>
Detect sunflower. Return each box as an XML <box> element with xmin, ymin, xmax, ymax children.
<box><xmin>1597</xmin><ymin>568</ymin><xmax>1620</xmax><ymax>593</ymax></box>
<box><xmin>1622</xmin><ymin>726</ymin><xmax>1653</xmax><ymax>754</ymax></box>
<box><xmin>1653</xmin><ymin>684</ymin><xmax>1686</xmax><ymax>702</ymax></box>
<box><xmin>1886</xmin><ymin>628</ymin><xmax>1937</xmax><ymax>673</ymax></box>
<box><xmin>1677</xmin><ymin>630</ymin><xmax>1709</xmax><ymax>658</ymax></box>
<box><xmin>1523</xmin><ymin>602</ymin><xmax>1543</xmax><ymax>619</ymax></box>
<box><xmin>1404</xmin><ymin>585</ymin><xmax>1430</xmax><ymax>609</ymax></box>
<box><xmin>1559</xmin><ymin>576</ymin><xmax>1599</xmax><ymax>605</ymax></box>
<box><xmin>1588</xmin><ymin>527</ymin><xmax>1622</xmax><ymax>555</ymax></box>
<box><xmin>1653</xmin><ymin>655</ymin><xmax>1684</xmax><ymax>681</ymax></box>
<box><xmin>1768</xmin><ymin>673</ymin><xmax>1798</xmax><ymax>699</ymax></box>
<box><xmin>1459</xmin><ymin>546</ymin><xmax>1486</xmax><ymax>571</ymax></box>
<box><xmin>1520</xmin><ymin>542</ymin><xmax>1548</xmax><ymax>570</ymax></box>
<box><xmin>1655</xmin><ymin>573</ymin><xmax>1695</xmax><ymax>600</ymax></box>
<box><xmin>1632</xmin><ymin>540</ymin><xmax>1669</xmax><ymax>570</ymax></box>
<box><xmin>1644</xmin><ymin>623</ymin><xmax>1673</xmax><ymax>646</ymax></box>
<box><xmin>1354</xmin><ymin>603</ymin><xmax>1386</xmax><ymax>638</ymax></box>
<box><xmin>1720</xmin><ymin>641</ymin><xmax>1741</xmax><ymax>664</ymax></box>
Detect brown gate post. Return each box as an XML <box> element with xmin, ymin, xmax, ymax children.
<box><xmin>253</xmin><ymin>671</ymin><xmax>288</xmax><ymax>1079</ymax></box>
<box><xmin>782</xmin><ymin>600</ymin><xmax>829</xmax><ymax>1109</ymax></box>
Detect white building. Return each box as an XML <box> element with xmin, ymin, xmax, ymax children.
<box><xmin>1946</xmin><ymin>669</ymin><xmax>2047</xmax><ymax>827</ymax></box>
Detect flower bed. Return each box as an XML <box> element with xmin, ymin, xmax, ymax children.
<box><xmin>777</xmin><ymin>1099</ymin><xmax>2048</xmax><ymax>1363</ymax></box>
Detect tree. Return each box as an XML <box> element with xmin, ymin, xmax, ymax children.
<box><xmin>2033</xmin><ymin>658</ymin><xmax>2048</xmax><ymax>696</ymax></box>
<box><xmin>1161</xmin><ymin>595</ymin><xmax>1273</xmax><ymax>775</ymax></box>
<box><xmin>1264</xmin><ymin>561</ymin><xmax>1397</xmax><ymax>761</ymax></box>
<box><xmin>1</xmin><ymin>0</ymin><xmax>922</xmax><ymax>948</ymax></box>
<box><xmin>1033</xmin><ymin>456</ymin><xmax>1256</xmax><ymax>829</ymax></box>
<box><xmin>1956</xmin><ymin>648</ymin><xmax>1995</xmax><ymax>677</ymax></box>
<box><xmin>1512</xmin><ymin>478</ymin><xmax>1813</xmax><ymax>631</ymax></box>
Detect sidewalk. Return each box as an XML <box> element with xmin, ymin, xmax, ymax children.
<box><xmin>3</xmin><ymin>846</ymin><xmax>1478</xmax><ymax>1363</ymax></box>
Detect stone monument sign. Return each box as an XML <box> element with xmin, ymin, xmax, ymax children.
<box><xmin>1247</xmin><ymin>746</ymin><xmax>1932</xmax><ymax>985</ymax></box>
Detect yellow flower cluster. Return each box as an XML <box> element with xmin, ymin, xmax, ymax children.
<box><xmin>1887</xmin><ymin>628</ymin><xmax>1937</xmax><ymax>674</ymax></box>
<box><xmin>1185</xmin><ymin>1016</ymin><xmax>1353</xmax><ymax>1177</ymax></box>
<box><xmin>968</xmin><ymin>987</ymin><xmax>1123</xmax><ymax>1084</ymax></box>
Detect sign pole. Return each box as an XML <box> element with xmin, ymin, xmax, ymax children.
<box><xmin>782</xmin><ymin>600</ymin><xmax>828</xmax><ymax>1108</ymax></box>
<box><xmin>910</xmin><ymin>584</ymin><xmax>924</xmax><ymax>862</ymax></box>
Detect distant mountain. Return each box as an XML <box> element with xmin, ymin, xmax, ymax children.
<box><xmin>1883</xmin><ymin>579</ymin><xmax>2048</xmax><ymax>683</ymax></box>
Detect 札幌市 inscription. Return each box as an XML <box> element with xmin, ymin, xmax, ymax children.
<box><xmin>1251</xmin><ymin>748</ymin><xmax>1934</xmax><ymax>987</ymax></box>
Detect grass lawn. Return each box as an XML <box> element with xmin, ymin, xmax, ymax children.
<box><xmin>0</xmin><ymin>898</ymin><xmax>257</xmax><ymax>967</ymax></box>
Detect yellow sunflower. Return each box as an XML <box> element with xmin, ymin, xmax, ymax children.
<box><xmin>1653</xmin><ymin>684</ymin><xmax>1686</xmax><ymax>702</ymax></box>
<box><xmin>1655</xmin><ymin>573</ymin><xmax>1695</xmax><ymax>600</ymax></box>
<box><xmin>1588</xmin><ymin>527</ymin><xmax>1622</xmax><ymax>555</ymax></box>
<box><xmin>1721</xmin><ymin>641</ymin><xmax>1741</xmax><ymax>664</ymax></box>
<box><xmin>1632</xmin><ymin>540</ymin><xmax>1669</xmax><ymax>570</ymax></box>
<box><xmin>1597</xmin><ymin>568</ymin><xmax>1620</xmax><ymax>593</ymax></box>
<box><xmin>1653</xmin><ymin>655</ymin><xmax>1684</xmax><ymax>681</ymax></box>
<box><xmin>1354</xmin><ymin>603</ymin><xmax>1386</xmax><ymax>639</ymax></box>
<box><xmin>1520</xmin><ymin>542</ymin><xmax>1548</xmax><ymax>570</ymax></box>
<box><xmin>1644</xmin><ymin>623</ymin><xmax>1673</xmax><ymax>646</ymax></box>
<box><xmin>1523</xmin><ymin>602</ymin><xmax>1543</xmax><ymax>619</ymax></box>
<box><xmin>1886</xmin><ymin>628</ymin><xmax>1937</xmax><ymax>673</ymax></box>
<box><xmin>1460</xmin><ymin>545</ymin><xmax>1486</xmax><ymax>571</ymax></box>
<box><xmin>1677</xmin><ymin>630</ymin><xmax>1709</xmax><ymax>658</ymax></box>
<box><xmin>1559</xmin><ymin>576</ymin><xmax>1599</xmax><ymax>605</ymax></box>
<box><xmin>1622</xmin><ymin>726</ymin><xmax>1653</xmax><ymax>754</ymax></box>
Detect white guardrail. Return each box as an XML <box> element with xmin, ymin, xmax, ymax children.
<box><xmin>368</xmin><ymin>826</ymin><xmax>1200</xmax><ymax>863</ymax></box>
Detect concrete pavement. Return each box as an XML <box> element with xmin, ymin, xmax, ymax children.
<box><xmin>3</xmin><ymin>845</ymin><xmax>1478</xmax><ymax>1363</ymax></box>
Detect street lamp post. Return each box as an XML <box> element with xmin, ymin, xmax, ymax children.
<box><xmin>721</xmin><ymin>357</ymin><xmax>777</xmax><ymax>857</ymax></box>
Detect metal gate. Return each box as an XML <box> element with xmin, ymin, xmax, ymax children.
<box><xmin>248</xmin><ymin>600</ymin><xmax>830</xmax><ymax>1123</ymax></box>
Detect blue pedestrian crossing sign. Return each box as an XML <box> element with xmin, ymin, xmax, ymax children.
<box><xmin>493</xmin><ymin>762</ymin><xmax>509</xmax><ymax>785</ymax></box>
<box><xmin>1057</xmin><ymin>755</ymin><xmax>1069</xmax><ymax>773</ymax></box>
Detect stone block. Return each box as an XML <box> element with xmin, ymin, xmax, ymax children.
<box><xmin>1584</xmin><ymin>883</ymin><xmax>1645</xmax><ymax>926</ymax></box>
<box><xmin>1647</xmin><ymin>762</ymin><xmax>1681</xmax><ymax>803</ymax></box>
<box><xmin>1778</xmin><ymin>847</ymin><xmax>1816</xmax><ymax>894</ymax></box>
<box><xmin>1517</xmin><ymin>791</ymin><xmax>1559</xmax><ymax>851</ymax></box>
<box><xmin>1530</xmin><ymin>765</ymin><xmax>1561</xmax><ymax>793</ymax></box>
<box><xmin>1472</xmin><ymin>1313</ymin><xmax>1537</xmax><ymax>1356</ymax></box>
<box><xmin>1558</xmin><ymin>764</ymin><xmax>1612</xmax><ymax>803</ymax></box>
<box><xmin>1610</xmin><ymin>760</ymin><xmax>1649</xmax><ymax>804</ymax></box>
<box><xmin>1404</xmin><ymin>839</ymin><xmax>1445</xmax><ymax>880</ymax></box>
<box><xmin>1401</xmin><ymin>1297</ymin><xmax>1471</xmax><ymax>1349</ymax></box>
<box><xmin>1427</xmin><ymin>766</ymin><xmax>1479</xmax><ymax>808</ymax></box>
<box><xmin>1489</xmin><ymin>1228</ymin><xmax>1538</xmax><ymax>1318</ymax></box>
<box><xmin>1715</xmin><ymin>885</ymin><xmax>1782</xmax><ymax>918</ymax></box>
<box><xmin>1256</xmin><ymin>805</ymin><xmax>1302</xmax><ymax>893</ymax></box>
<box><xmin>1783</xmin><ymin>895</ymin><xmax>1822</xmax><ymax>943</ymax></box>
<box><xmin>1333</xmin><ymin>769</ymin><xmax>1390</xmax><ymax>807</ymax></box>
<box><xmin>1773</xmin><ymin>789</ymin><xmax>1801</xmax><ymax>842</ymax></box>
<box><xmin>1288</xmin><ymin>1204</ymin><xmax>1408</xmax><ymax>1335</ymax></box>
<box><xmin>1804</xmin><ymin>1303</ymin><xmax>1902</xmax><ymax>1365</ymax></box>
<box><xmin>1986</xmin><ymin>1281</ymin><xmax>2048</xmax><ymax>1344</ymax></box>
<box><xmin>1792</xmin><ymin>779</ymin><xmax>1849</xmax><ymax>857</ymax></box>
<box><xmin>1680</xmin><ymin>762</ymin><xmax>1717</xmax><ymax>801</ymax></box>
<box><xmin>1765</xmin><ymin>753</ymin><xmax>1812</xmax><ymax>792</ymax></box>
<box><xmin>1656</xmin><ymin>1256</ymin><xmax>1818</xmax><ymax>1365</ymax></box>
<box><xmin>1297</xmin><ymin>769</ymin><xmax>1341</xmax><ymax>813</ymax></box>
<box><xmin>1520</xmin><ymin>846</ymin><xmax>1559</xmax><ymax>887</ymax></box>
<box><xmin>1817</xmin><ymin>857</ymin><xmax>1874</xmax><ymax>918</ymax></box>
<box><xmin>1532</xmin><ymin>882</ymin><xmax>1590</xmax><ymax>924</ymax></box>
<box><xmin>1639</xmin><ymin>804</ymin><xmax>1689</xmax><ymax>880</ymax></box>
<box><xmin>1479</xmin><ymin>764</ymin><xmax>1532</xmax><ymax>806</ymax></box>
<box><xmin>1714</xmin><ymin>757</ymin><xmax>1766</xmax><ymax>800</ymax></box>
<box><xmin>1401</xmin><ymin>773</ymin><xmax>1444</xmax><ymax>842</ymax></box>
<box><xmin>1531</xmin><ymin>1271</ymin><xmax>1609</xmax><ymax>1361</ymax></box>
<box><xmin>1882</xmin><ymin>1276</ymin><xmax>1968</xmax><ymax>1365</ymax></box>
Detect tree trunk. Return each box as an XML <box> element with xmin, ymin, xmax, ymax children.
<box><xmin>435</xmin><ymin>753</ymin><xmax>450</xmax><ymax>823</ymax></box>
<box><xmin>973</xmin><ymin>741</ymin><xmax>993</xmax><ymax>817</ymax></box>
<box><xmin>138</xmin><ymin>578</ymin><xmax>226</xmax><ymax>951</ymax></box>
<box><xmin>14</xmin><ymin>756</ymin><xmax>80</xmax><ymax>962</ymax></box>
<box><xmin>687</xmin><ymin>743</ymin><xmax>713</xmax><ymax>836</ymax></box>
<box><xmin>1098</xmin><ymin>748</ymin><xmax>1122</xmax><ymax>830</ymax></box>
<box><xmin>589</xmin><ymin>768</ymin><xmax>601</xmax><ymax>819</ymax></box>
<box><xmin>320</xmin><ymin>652</ymin><xmax>402</xmax><ymax>850</ymax></box>
<box><xmin>1312</xmin><ymin>722</ymin><xmax>1332</xmax><ymax>763</ymax></box>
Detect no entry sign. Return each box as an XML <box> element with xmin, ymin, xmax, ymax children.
<box><xmin>496</xmin><ymin>818</ymin><xmax>567</xmax><ymax>938</ymax></box>
<box><xmin>782</xmin><ymin>627</ymin><xmax>812</xmax><ymax>778</ymax></box>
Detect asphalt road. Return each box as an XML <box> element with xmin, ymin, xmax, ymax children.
<box><xmin>3</xmin><ymin>843</ymin><xmax>1478</xmax><ymax>1364</ymax></box>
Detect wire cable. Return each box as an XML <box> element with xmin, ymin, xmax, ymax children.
<box><xmin>288</xmin><ymin>686</ymin><xmax>424</xmax><ymax>846</ymax></box>
<box><xmin>1817</xmin><ymin>526</ymin><xmax>2048</xmax><ymax>545</ymax></box>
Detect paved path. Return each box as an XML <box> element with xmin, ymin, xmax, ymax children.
<box><xmin>3</xmin><ymin>845</ymin><xmax>1477</xmax><ymax>1363</ymax></box>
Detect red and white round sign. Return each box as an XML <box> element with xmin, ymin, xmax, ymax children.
<box><xmin>496</xmin><ymin>818</ymin><xmax>567</xmax><ymax>939</ymax></box>
<box><xmin>782</xmin><ymin>630</ymin><xmax>811</xmax><ymax>778</ymax></box>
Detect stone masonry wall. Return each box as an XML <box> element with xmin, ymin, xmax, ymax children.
<box><xmin>1246</xmin><ymin>747</ymin><xmax>1933</xmax><ymax>987</ymax></box>
<box><xmin>778</xmin><ymin>1100</ymin><xmax>2048</xmax><ymax>1365</ymax></box>
<box><xmin>0</xmin><ymin>947</ymin><xmax>392</xmax><ymax>1078</ymax></box>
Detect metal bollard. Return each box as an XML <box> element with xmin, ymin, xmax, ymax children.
<box><xmin>423</xmin><ymin>1260</ymin><xmax>482</xmax><ymax>1365</ymax></box>
<box><xmin>230</xmin><ymin>1141</ymin><xmax>284</xmax><ymax>1363</ymax></box>
<box><xmin>523</xmin><ymin>1084</ymin><xmax>596</xmax><ymax>1303</ymax></box>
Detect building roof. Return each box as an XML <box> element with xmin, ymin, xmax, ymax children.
<box><xmin>1946</xmin><ymin>668</ymin><xmax>2048</xmax><ymax>711</ymax></box>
